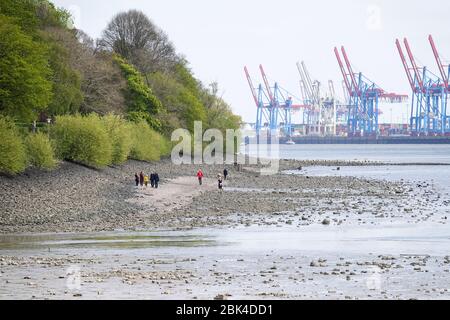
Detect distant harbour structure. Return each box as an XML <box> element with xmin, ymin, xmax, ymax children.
<box><xmin>243</xmin><ymin>35</ymin><xmax>450</xmax><ymax>140</ymax></box>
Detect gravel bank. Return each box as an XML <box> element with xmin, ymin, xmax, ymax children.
<box><xmin>1</xmin><ymin>158</ymin><xmax>447</xmax><ymax>234</ymax></box>
<box><xmin>0</xmin><ymin>159</ymin><xmax>229</xmax><ymax>234</ymax></box>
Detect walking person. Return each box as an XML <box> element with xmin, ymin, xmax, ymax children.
<box><xmin>144</xmin><ymin>174</ymin><xmax>149</xmax><ymax>188</ymax></box>
<box><xmin>217</xmin><ymin>174</ymin><xmax>223</xmax><ymax>191</ymax></box>
<box><xmin>154</xmin><ymin>172</ymin><xmax>160</xmax><ymax>189</ymax></box>
<box><xmin>197</xmin><ymin>169</ymin><xmax>204</xmax><ymax>186</ymax></box>
<box><xmin>139</xmin><ymin>172</ymin><xmax>144</xmax><ymax>188</ymax></box>
<box><xmin>134</xmin><ymin>173</ymin><xmax>139</xmax><ymax>187</ymax></box>
<box><xmin>223</xmin><ymin>168</ymin><xmax>228</xmax><ymax>180</ymax></box>
<box><xmin>150</xmin><ymin>173</ymin><xmax>155</xmax><ymax>188</ymax></box>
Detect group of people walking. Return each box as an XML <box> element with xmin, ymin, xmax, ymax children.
<box><xmin>134</xmin><ymin>168</ymin><xmax>229</xmax><ymax>191</ymax></box>
<box><xmin>197</xmin><ymin>168</ymin><xmax>228</xmax><ymax>190</ymax></box>
<box><xmin>135</xmin><ymin>171</ymin><xmax>159</xmax><ymax>189</ymax></box>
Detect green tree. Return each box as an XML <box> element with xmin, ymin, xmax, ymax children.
<box><xmin>0</xmin><ymin>0</ymin><xmax>71</xmax><ymax>34</ymax></box>
<box><xmin>43</xmin><ymin>28</ymin><xmax>83</xmax><ymax>116</ymax></box>
<box><xmin>201</xmin><ymin>83</ymin><xmax>241</xmax><ymax>132</ymax></box>
<box><xmin>0</xmin><ymin>15</ymin><xmax>53</xmax><ymax>122</ymax></box>
<box><xmin>0</xmin><ymin>0</ymin><xmax>39</xmax><ymax>33</ymax></box>
<box><xmin>113</xmin><ymin>55</ymin><xmax>163</xmax><ymax>131</ymax></box>
<box><xmin>173</xmin><ymin>61</ymin><xmax>203</xmax><ymax>99</ymax></box>
<box><xmin>146</xmin><ymin>71</ymin><xmax>207</xmax><ymax>134</ymax></box>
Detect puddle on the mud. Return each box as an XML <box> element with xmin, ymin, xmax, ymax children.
<box><xmin>0</xmin><ymin>233</ymin><xmax>219</xmax><ymax>250</ymax></box>
<box><xmin>1</xmin><ymin>222</ymin><xmax>449</xmax><ymax>256</ymax></box>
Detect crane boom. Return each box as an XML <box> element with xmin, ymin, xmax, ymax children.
<box><xmin>395</xmin><ymin>39</ymin><xmax>416</xmax><ymax>92</ymax></box>
<box><xmin>334</xmin><ymin>47</ymin><xmax>352</xmax><ymax>97</ymax></box>
<box><xmin>259</xmin><ymin>64</ymin><xmax>275</xmax><ymax>104</ymax></box>
<box><xmin>301</xmin><ymin>61</ymin><xmax>319</xmax><ymax>103</ymax></box>
<box><xmin>244</xmin><ymin>66</ymin><xmax>259</xmax><ymax>107</ymax></box>
<box><xmin>403</xmin><ymin>38</ymin><xmax>424</xmax><ymax>92</ymax></box>
<box><xmin>428</xmin><ymin>35</ymin><xmax>449</xmax><ymax>88</ymax></box>
<box><xmin>296</xmin><ymin>62</ymin><xmax>313</xmax><ymax>102</ymax></box>
<box><xmin>341</xmin><ymin>46</ymin><xmax>359</xmax><ymax>95</ymax></box>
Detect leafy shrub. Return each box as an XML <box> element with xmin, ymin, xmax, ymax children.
<box><xmin>159</xmin><ymin>136</ymin><xmax>172</xmax><ymax>158</ymax></box>
<box><xmin>129</xmin><ymin>121</ymin><xmax>166</xmax><ymax>162</ymax></box>
<box><xmin>102</xmin><ymin>114</ymin><xmax>132</xmax><ymax>165</ymax></box>
<box><xmin>25</xmin><ymin>132</ymin><xmax>57</xmax><ymax>169</ymax></box>
<box><xmin>0</xmin><ymin>116</ymin><xmax>27</xmax><ymax>174</ymax></box>
<box><xmin>51</xmin><ymin>114</ymin><xmax>112</xmax><ymax>168</ymax></box>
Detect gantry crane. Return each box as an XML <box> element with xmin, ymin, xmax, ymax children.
<box><xmin>296</xmin><ymin>61</ymin><xmax>340</xmax><ymax>136</ymax></box>
<box><xmin>244</xmin><ymin>65</ymin><xmax>306</xmax><ymax>137</ymax></box>
<box><xmin>396</xmin><ymin>37</ymin><xmax>449</xmax><ymax>135</ymax></box>
<box><xmin>335</xmin><ymin>46</ymin><xmax>408</xmax><ymax>137</ymax></box>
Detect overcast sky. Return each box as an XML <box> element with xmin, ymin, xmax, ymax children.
<box><xmin>52</xmin><ymin>0</ymin><xmax>450</xmax><ymax>124</ymax></box>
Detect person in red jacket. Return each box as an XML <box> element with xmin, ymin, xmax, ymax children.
<box><xmin>197</xmin><ymin>169</ymin><xmax>204</xmax><ymax>186</ymax></box>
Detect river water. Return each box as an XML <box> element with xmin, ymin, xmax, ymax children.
<box><xmin>244</xmin><ymin>144</ymin><xmax>450</xmax><ymax>164</ymax></box>
<box><xmin>1</xmin><ymin>145</ymin><xmax>450</xmax><ymax>299</ymax></box>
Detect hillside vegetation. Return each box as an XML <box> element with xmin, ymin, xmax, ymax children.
<box><xmin>0</xmin><ymin>1</ymin><xmax>241</xmax><ymax>174</ymax></box>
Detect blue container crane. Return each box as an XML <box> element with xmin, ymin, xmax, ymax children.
<box><xmin>396</xmin><ymin>37</ymin><xmax>449</xmax><ymax>136</ymax></box>
<box><xmin>244</xmin><ymin>65</ymin><xmax>306</xmax><ymax>137</ymax></box>
<box><xmin>335</xmin><ymin>46</ymin><xmax>407</xmax><ymax>137</ymax></box>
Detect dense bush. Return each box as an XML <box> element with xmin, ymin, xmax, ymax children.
<box><xmin>0</xmin><ymin>116</ymin><xmax>27</xmax><ymax>174</ymax></box>
<box><xmin>160</xmin><ymin>136</ymin><xmax>172</xmax><ymax>158</ymax></box>
<box><xmin>50</xmin><ymin>114</ymin><xmax>166</xmax><ymax>167</ymax></box>
<box><xmin>129</xmin><ymin>120</ymin><xmax>168</xmax><ymax>162</ymax></box>
<box><xmin>102</xmin><ymin>114</ymin><xmax>132</xmax><ymax>165</ymax></box>
<box><xmin>25</xmin><ymin>132</ymin><xmax>57</xmax><ymax>169</ymax></box>
<box><xmin>51</xmin><ymin>114</ymin><xmax>112</xmax><ymax>168</ymax></box>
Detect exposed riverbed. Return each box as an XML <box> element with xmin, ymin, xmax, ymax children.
<box><xmin>1</xmin><ymin>146</ymin><xmax>450</xmax><ymax>299</ymax></box>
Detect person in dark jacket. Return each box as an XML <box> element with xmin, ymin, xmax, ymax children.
<box><xmin>134</xmin><ymin>173</ymin><xmax>139</xmax><ymax>187</ymax></box>
<box><xmin>150</xmin><ymin>173</ymin><xmax>155</xmax><ymax>188</ymax></box>
<box><xmin>154</xmin><ymin>173</ymin><xmax>160</xmax><ymax>189</ymax></box>
<box><xmin>218</xmin><ymin>174</ymin><xmax>223</xmax><ymax>191</ymax></box>
<box><xmin>223</xmin><ymin>168</ymin><xmax>228</xmax><ymax>180</ymax></box>
<box><xmin>139</xmin><ymin>172</ymin><xmax>144</xmax><ymax>188</ymax></box>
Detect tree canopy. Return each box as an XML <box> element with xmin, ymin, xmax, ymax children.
<box><xmin>99</xmin><ymin>10</ymin><xmax>178</xmax><ymax>73</ymax></box>
<box><xmin>0</xmin><ymin>15</ymin><xmax>53</xmax><ymax>122</ymax></box>
<box><xmin>0</xmin><ymin>2</ymin><xmax>241</xmax><ymax>135</ymax></box>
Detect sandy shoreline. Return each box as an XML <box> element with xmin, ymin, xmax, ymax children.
<box><xmin>126</xmin><ymin>176</ymin><xmax>216</xmax><ymax>214</ymax></box>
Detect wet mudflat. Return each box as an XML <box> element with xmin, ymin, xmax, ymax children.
<box><xmin>1</xmin><ymin>221</ymin><xmax>450</xmax><ymax>300</ymax></box>
<box><xmin>1</xmin><ymin>154</ymin><xmax>450</xmax><ymax>299</ymax></box>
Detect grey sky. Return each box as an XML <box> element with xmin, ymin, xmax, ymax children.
<box><xmin>52</xmin><ymin>0</ymin><xmax>450</xmax><ymax>123</ymax></box>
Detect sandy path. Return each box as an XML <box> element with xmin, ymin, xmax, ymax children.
<box><xmin>127</xmin><ymin>176</ymin><xmax>217</xmax><ymax>213</ymax></box>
